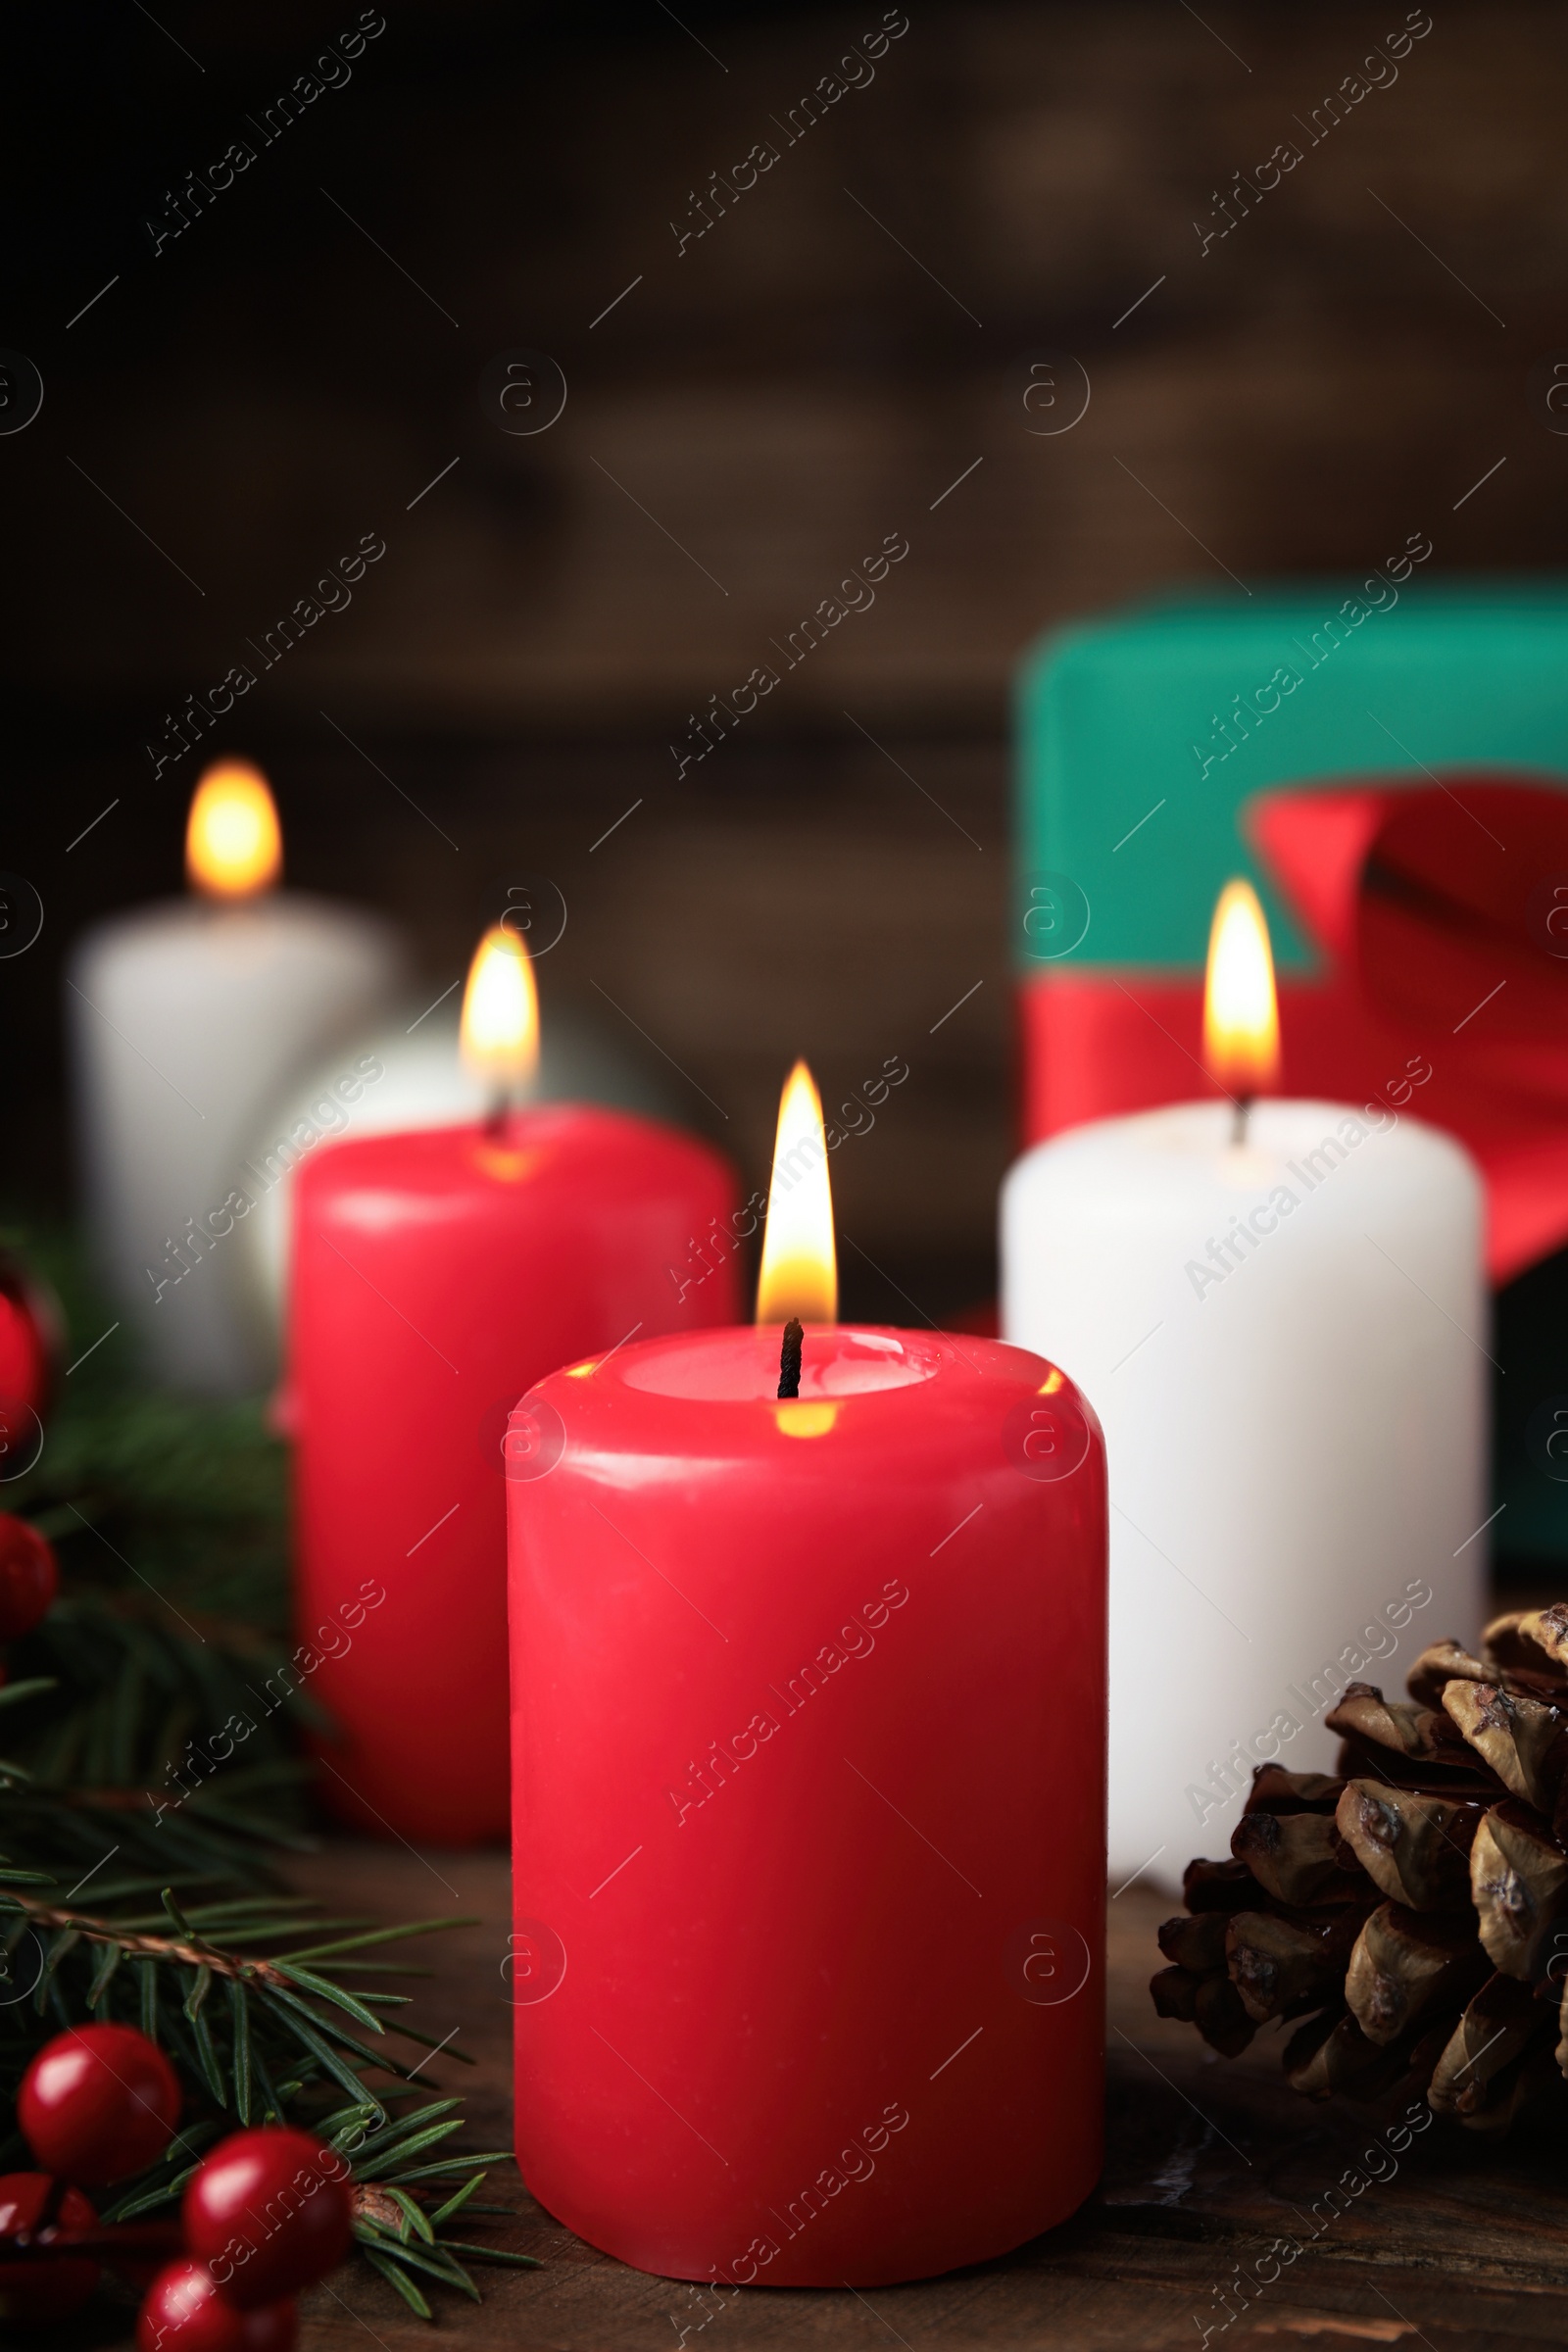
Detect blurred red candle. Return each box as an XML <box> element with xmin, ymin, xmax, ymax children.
<box><xmin>290</xmin><ymin>927</ymin><xmax>740</xmax><ymax>1844</ymax></box>
<box><xmin>506</xmin><ymin>1063</ymin><xmax>1107</xmax><ymax>2285</ymax></box>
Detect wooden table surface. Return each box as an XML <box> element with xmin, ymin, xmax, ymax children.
<box><xmin>293</xmin><ymin>1843</ymin><xmax>1568</xmax><ymax>2352</ymax></box>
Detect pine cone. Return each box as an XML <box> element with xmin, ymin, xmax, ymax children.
<box><xmin>1149</xmin><ymin>1611</ymin><xmax>1568</xmax><ymax>2134</ymax></box>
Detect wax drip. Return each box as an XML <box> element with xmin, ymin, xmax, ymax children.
<box><xmin>1231</xmin><ymin>1095</ymin><xmax>1253</xmax><ymax>1148</ymax></box>
<box><xmin>777</xmin><ymin>1317</ymin><xmax>804</xmax><ymax>1399</ymax></box>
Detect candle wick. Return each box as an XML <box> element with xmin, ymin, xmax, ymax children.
<box><xmin>777</xmin><ymin>1317</ymin><xmax>804</xmax><ymax>1399</ymax></box>
<box><xmin>1231</xmin><ymin>1095</ymin><xmax>1253</xmax><ymax>1148</ymax></box>
<box><xmin>484</xmin><ymin>1087</ymin><xmax>509</xmax><ymax>1140</ymax></box>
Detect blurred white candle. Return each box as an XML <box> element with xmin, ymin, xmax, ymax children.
<box><xmin>1001</xmin><ymin>882</ymin><xmax>1487</xmax><ymax>1890</ymax></box>
<box><xmin>69</xmin><ymin>760</ymin><xmax>404</xmax><ymax>1395</ymax></box>
<box><xmin>233</xmin><ymin>997</ymin><xmax>682</xmax><ymax>1356</ymax></box>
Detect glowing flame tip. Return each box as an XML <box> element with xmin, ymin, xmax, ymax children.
<box><xmin>1203</xmin><ymin>877</ymin><xmax>1281</xmax><ymax>1100</ymax></box>
<box><xmin>460</xmin><ymin>924</ymin><xmax>540</xmax><ymax>1092</ymax></box>
<box><xmin>756</xmin><ymin>1058</ymin><xmax>837</xmax><ymax>1325</ymax></box>
<box><xmin>186</xmin><ymin>760</ymin><xmax>282</xmax><ymax>900</ymax></box>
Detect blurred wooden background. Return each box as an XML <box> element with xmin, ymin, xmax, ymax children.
<box><xmin>5</xmin><ymin>0</ymin><xmax>1566</xmax><ymax>1320</ymax></box>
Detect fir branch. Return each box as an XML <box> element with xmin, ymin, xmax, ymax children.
<box><xmin>0</xmin><ymin>1888</ymin><xmax>299</xmax><ymax>1981</ymax></box>
<box><xmin>0</xmin><ymin>1225</ymin><xmax>530</xmax><ymax>2317</ymax></box>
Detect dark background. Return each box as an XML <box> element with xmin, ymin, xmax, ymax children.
<box><xmin>2</xmin><ymin>1</ymin><xmax>1562</xmax><ymax>1337</ymax></box>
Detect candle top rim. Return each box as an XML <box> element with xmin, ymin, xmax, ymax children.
<box><xmin>1013</xmin><ymin>1096</ymin><xmax>1476</xmax><ymax>1172</ymax></box>
<box><xmin>85</xmin><ymin>886</ymin><xmax>385</xmax><ymax>920</ymax></box>
<box><xmin>509</xmin><ymin>1328</ymin><xmax>1099</xmax><ymax>1481</ymax></box>
<box><xmin>76</xmin><ymin>891</ymin><xmax>401</xmax><ymax>950</ymax></box>
<box><xmin>296</xmin><ymin>1100</ymin><xmax>724</xmax><ymax>1191</ymax></box>
<box><xmin>534</xmin><ymin>1324</ymin><xmax>1069</xmax><ymax>1406</ymax></box>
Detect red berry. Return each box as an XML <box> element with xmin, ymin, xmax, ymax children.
<box><xmin>184</xmin><ymin>2130</ymin><xmax>352</xmax><ymax>2309</ymax></box>
<box><xmin>19</xmin><ymin>2024</ymin><xmax>181</xmax><ymax>2184</ymax></box>
<box><xmin>137</xmin><ymin>2261</ymin><xmax>297</xmax><ymax>2352</ymax></box>
<box><xmin>0</xmin><ymin>2173</ymin><xmax>99</xmax><ymax>2324</ymax></box>
<box><xmin>0</xmin><ymin>1517</ymin><xmax>57</xmax><ymax>1642</ymax></box>
<box><xmin>0</xmin><ymin>1253</ymin><xmax>58</xmax><ymax>1424</ymax></box>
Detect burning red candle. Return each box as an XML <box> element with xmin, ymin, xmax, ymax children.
<box><xmin>506</xmin><ymin>1062</ymin><xmax>1106</xmax><ymax>2284</ymax></box>
<box><xmin>290</xmin><ymin>927</ymin><xmax>740</xmax><ymax>1844</ymax></box>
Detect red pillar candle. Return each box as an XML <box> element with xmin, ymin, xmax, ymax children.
<box><xmin>290</xmin><ymin>930</ymin><xmax>740</xmax><ymax>1844</ymax></box>
<box><xmin>505</xmin><ymin>1066</ymin><xmax>1106</xmax><ymax>2284</ymax></box>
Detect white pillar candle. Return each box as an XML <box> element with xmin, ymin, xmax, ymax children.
<box><xmin>1001</xmin><ymin>1095</ymin><xmax>1487</xmax><ymax>1890</ymax></box>
<box><xmin>69</xmin><ymin>762</ymin><xmax>404</xmax><ymax>1395</ymax></box>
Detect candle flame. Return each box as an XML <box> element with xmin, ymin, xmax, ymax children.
<box><xmin>756</xmin><ymin>1059</ymin><xmax>838</xmax><ymax>1325</ymax></box>
<box><xmin>185</xmin><ymin>760</ymin><xmax>282</xmax><ymax>900</ymax></box>
<box><xmin>461</xmin><ymin>924</ymin><xmax>540</xmax><ymax>1089</ymax></box>
<box><xmin>1203</xmin><ymin>878</ymin><xmax>1281</xmax><ymax>1098</ymax></box>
